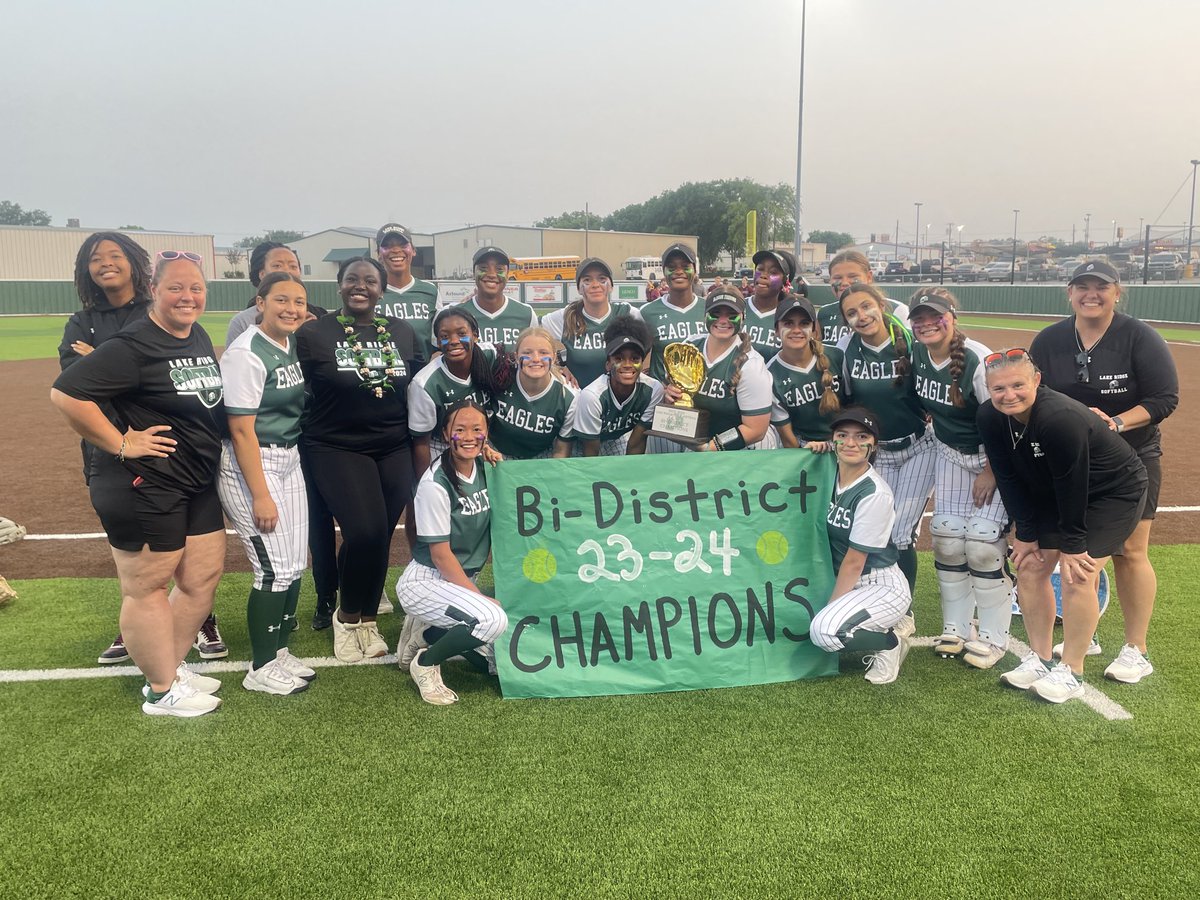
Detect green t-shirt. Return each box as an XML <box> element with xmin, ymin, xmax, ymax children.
<box><xmin>452</xmin><ymin>296</ymin><xmax>538</xmax><ymax>349</ymax></box>
<box><xmin>542</xmin><ymin>302</ymin><xmax>640</xmax><ymax>390</ymax></box>
<box><xmin>412</xmin><ymin>461</ymin><xmax>492</xmax><ymax>573</ymax></box>
<box><xmin>571</xmin><ymin>373</ymin><xmax>664</xmax><ymax>442</ymax></box>
<box><xmin>826</xmin><ymin>467</ymin><xmax>898</xmax><ymax>572</ymax></box>
<box><xmin>911</xmin><ymin>337</ymin><xmax>991</xmax><ymax>452</ymax></box>
<box><xmin>220</xmin><ymin>326</ymin><xmax>306</xmax><ymax>445</ymax></box>
<box><xmin>490</xmin><ymin>377</ymin><xmax>577</xmax><ymax>460</ymax></box>
<box><xmin>641</xmin><ymin>294</ymin><xmax>706</xmax><ymax>382</ymax></box>
<box><xmin>689</xmin><ymin>337</ymin><xmax>774</xmax><ymax>437</ymax></box>
<box><xmin>840</xmin><ymin>334</ymin><xmax>926</xmax><ymax>441</ymax></box>
<box><xmin>380</xmin><ymin>278</ymin><xmax>438</xmax><ymax>356</ymax></box>
<box><xmin>406</xmin><ymin>346</ymin><xmax>497</xmax><ymax>438</ymax></box>
<box><xmin>767</xmin><ymin>346</ymin><xmax>846</xmax><ymax>441</ymax></box>
<box><xmin>744</xmin><ymin>297</ymin><xmax>783</xmax><ymax>360</ymax></box>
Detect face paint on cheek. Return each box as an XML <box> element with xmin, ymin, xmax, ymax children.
<box><xmin>767</xmin><ymin>274</ymin><xmax>783</xmax><ymax>290</ymax></box>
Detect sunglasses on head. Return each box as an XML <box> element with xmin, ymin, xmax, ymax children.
<box><xmin>983</xmin><ymin>347</ymin><xmax>1030</xmax><ymax>368</ymax></box>
<box><xmin>157</xmin><ymin>250</ymin><xmax>202</xmax><ymax>263</ymax></box>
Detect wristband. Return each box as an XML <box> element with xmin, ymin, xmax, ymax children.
<box><xmin>716</xmin><ymin>427</ymin><xmax>746</xmax><ymax>451</ymax></box>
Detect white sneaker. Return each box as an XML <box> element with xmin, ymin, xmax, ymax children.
<box><xmin>1032</xmin><ymin>662</ymin><xmax>1085</xmax><ymax>704</ymax></box>
<box><xmin>331</xmin><ymin>609</ymin><xmax>365</xmax><ymax>663</ymax></box>
<box><xmin>275</xmin><ymin>648</ymin><xmax>316</xmax><ymax>682</ymax></box>
<box><xmin>142</xmin><ymin>679</ymin><xmax>222</xmax><ymax>717</ymax></box>
<box><xmin>243</xmin><ymin>659</ymin><xmax>309</xmax><ymax>696</ymax></box>
<box><xmin>1000</xmin><ymin>651</ymin><xmax>1050</xmax><ymax>690</ymax></box>
<box><xmin>396</xmin><ymin>614</ymin><xmax>428</xmax><ymax>669</ymax></box>
<box><xmin>358</xmin><ymin>620</ymin><xmax>388</xmax><ymax>658</ymax></box>
<box><xmin>893</xmin><ymin>612</ymin><xmax>916</xmax><ymax>640</ymax></box>
<box><xmin>864</xmin><ymin>637</ymin><xmax>909</xmax><ymax>685</ymax></box>
<box><xmin>377</xmin><ymin>589</ymin><xmax>394</xmax><ymax>615</ymax></box>
<box><xmin>933</xmin><ymin>633</ymin><xmax>966</xmax><ymax>658</ymax></box>
<box><xmin>1104</xmin><ymin>644</ymin><xmax>1154</xmax><ymax>684</ymax></box>
<box><xmin>409</xmin><ymin>651</ymin><xmax>458</xmax><ymax>705</ymax></box>
<box><xmin>963</xmin><ymin>640</ymin><xmax>1007</xmax><ymax>670</ymax></box>
<box><xmin>1053</xmin><ymin>636</ymin><xmax>1102</xmax><ymax>659</ymax></box>
<box><xmin>176</xmin><ymin>662</ymin><xmax>221</xmax><ymax>694</ymax></box>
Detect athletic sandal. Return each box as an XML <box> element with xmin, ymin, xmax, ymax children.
<box><xmin>409</xmin><ymin>653</ymin><xmax>458</xmax><ymax>705</ymax></box>
<box><xmin>141</xmin><ymin>680</ymin><xmax>222</xmax><ymax>718</ymax></box>
<box><xmin>243</xmin><ymin>660</ymin><xmax>309</xmax><ymax>696</ymax></box>
<box><xmin>98</xmin><ymin>634</ymin><xmax>130</xmax><ymax>665</ymax></box>
<box><xmin>193</xmin><ymin>615</ymin><xmax>229</xmax><ymax>660</ymax></box>
<box><xmin>331</xmin><ymin>609</ymin><xmax>364</xmax><ymax>663</ymax></box>
<box><xmin>275</xmin><ymin>648</ymin><xmax>317</xmax><ymax>682</ymax></box>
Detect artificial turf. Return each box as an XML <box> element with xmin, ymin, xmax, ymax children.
<box><xmin>1</xmin><ymin>549</ymin><xmax>1198</xmax><ymax>898</ymax></box>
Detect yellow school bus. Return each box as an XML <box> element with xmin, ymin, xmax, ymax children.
<box><xmin>509</xmin><ymin>256</ymin><xmax>580</xmax><ymax>281</ymax></box>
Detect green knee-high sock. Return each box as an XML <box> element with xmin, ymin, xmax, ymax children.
<box><xmin>419</xmin><ymin>624</ymin><xmax>485</xmax><ymax>667</ymax></box>
<box><xmin>898</xmin><ymin>547</ymin><xmax>918</xmax><ymax>593</ymax></box>
<box><xmin>248</xmin><ymin>587</ymin><xmax>288</xmax><ymax>670</ymax></box>
<box><xmin>278</xmin><ymin>582</ymin><xmax>301</xmax><ymax>650</ymax></box>
<box><xmin>841</xmin><ymin>629</ymin><xmax>899</xmax><ymax>653</ymax></box>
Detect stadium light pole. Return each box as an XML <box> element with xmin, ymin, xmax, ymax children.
<box><xmin>1084</xmin><ymin>212</ymin><xmax>1091</xmax><ymax>249</ymax></box>
<box><xmin>957</xmin><ymin>224</ymin><xmax>965</xmax><ymax>253</ymax></box>
<box><xmin>914</xmin><ymin>202</ymin><xmax>922</xmax><ymax>265</ymax></box>
<box><xmin>793</xmin><ymin>0</ymin><xmax>806</xmax><ymax>263</ymax></box>
<box><xmin>1010</xmin><ymin>209</ymin><xmax>1020</xmax><ymax>284</ymax></box>
<box><xmin>1187</xmin><ymin>159</ymin><xmax>1199</xmax><ymax>273</ymax></box>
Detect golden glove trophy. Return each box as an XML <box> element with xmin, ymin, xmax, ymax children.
<box><xmin>647</xmin><ymin>342</ymin><xmax>710</xmax><ymax>445</ymax></box>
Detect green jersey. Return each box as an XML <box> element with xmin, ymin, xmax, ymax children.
<box><xmin>406</xmin><ymin>346</ymin><xmax>497</xmax><ymax>438</ymax></box>
<box><xmin>491</xmin><ymin>377</ymin><xmax>577</xmax><ymax>460</ymax></box>
<box><xmin>744</xmin><ymin>297</ymin><xmax>783</xmax><ymax>360</ymax></box>
<box><xmin>641</xmin><ymin>294</ymin><xmax>706</xmax><ymax>382</ymax></box>
<box><xmin>380</xmin><ymin>278</ymin><xmax>438</xmax><ymax>356</ymax></box>
<box><xmin>453</xmin><ymin>296</ymin><xmax>538</xmax><ymax>349</ymax></box>
<box><xmin>767</xmin><ymin>346</ymin><xmax>846</xmax><ymax>441</ymax></box>
<box><xmin>841</xmin><ymin>335</ymin><xmax>926</xmax><ymax>441</ymax></box>
<box><xmin>542</xmin><ymin>302</ymin><xmax>641</xmax><ymax>389</ymax></box>
<box><xmin>911</xmin><ymin>337</ymin><xmax>991</xmax><ymax>452</ymax></box>
<box><xmin>826</xmin><ymin>467</ymin><xmax>898</xmax><ymax>572</ymax></box>
<box><xmin>689</xmin><ymin>337</ymin><xmax>774</xmax><ymax>436</ymax></box>
<box><xmin>571</xmin><ymin>373</ymin><xmax>664</xmax><ymax>442</ymax></box>
<box><xmin>413</xmin><ymin>461</ymin><xmax>492</xmax><ymax>573</ymax></box>
<box><xmin>220</xmin><ymin>325</ymin><xmax>306</xmax><ymax>445</ymax></box>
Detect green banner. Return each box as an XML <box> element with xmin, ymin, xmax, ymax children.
<box><xmin>491</xmin><ymin>450</ymin><xmax>838</xmax><ymax>698</ymax></box>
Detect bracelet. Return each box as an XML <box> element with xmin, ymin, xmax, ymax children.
<box><xmin>117</xmin><ymin>436</ymin><xmax>128</xmax><ymax>463</ymax></box>
<box><xmin>710</xmin><ymin>437</ymin><xmax>722</xmax><ymax>451</ymax></box>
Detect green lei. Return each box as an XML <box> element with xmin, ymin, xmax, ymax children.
<box><xmin>338</xmin><ymin>315</ymin><xmax>400</xmax><ymax>398</ymax></box>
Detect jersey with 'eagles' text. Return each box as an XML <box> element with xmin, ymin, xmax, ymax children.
<box><xmin>768</xmin><ymin>346</ymin><xmax>846</xmax><ymax>441</ymax></box>
<box><xmin>542</xmin><ymin>301</ymin><xmax>640</xmax><ymax>390</ymax></box>
<box><xmin>451</xmin><ymin>296</ymin><xmax>538</xmax><ymax>350</ymax></box>
<box><xmin>827</xmin><ymin>467</ymin><xmax>899</xmax><ymax>572</ymax></box>
<box><xmin>571</xmin><ymin>373</ymin><xmax>663</xmax><ymax>442</ymax></box>
<box><xmin>744</xmin><ymin>297</ymin><xmax>783</xmax><ymax>359</ymax></box>
<box><xmin>689</xmin><ymin>337</ymin><xmax>774</xmax><ymax>437</ymax></box>
<box><xmin>413</xmin><ymin>461</ymin><xmax>492</xmax><ymax>574</ymax></box>
<box><xmin>380</xmin><ymin>278</ymin><xmax>439</xmax><ymax>356</ymax></box>
<box><xmin>910</xmin><ymin>337</ymin><xmax>990</xmax><ymax>452</ymax></box>
<box><xmin>841</xmin><ymin>334</ymin><xmax>926</xmax><ymax>441</ymax></box>
<box><xmin>221</xmin><ymin>325</ymin><xmax>306</xmax><ymax>446</ymax></box>
<box><xmin>641</xmin><ymin>294</ymin><xmax>706</xmax><ymax>382</ymax></box>
<box><xmin>490</xmin><ymin>377</ymin><xmax>577</xmax><ymax>459</ymax></box>
<box><xmin>406</xmin><ymin>344</ymin><xmax>498</xmax><ymax>439</ymax></box>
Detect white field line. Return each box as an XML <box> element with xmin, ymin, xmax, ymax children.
<box><xmin>908</xmin><ymin>635</ymin><xmax>1131</xmax><ymax>721</ymax></box>
<box><xmin>2</xmin><ymin>640</ymin><xmax>1133</xmax><ymax>721</ymax></box>
<box><xmin>17</xmin><ymin>506</ymin><xmax>1200</xmax><ymax>541</ymax></box>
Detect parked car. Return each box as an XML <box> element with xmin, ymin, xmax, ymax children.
<box><xmin>917</xmin><ymin>260</ymin><xmax>944</xmax><ymax>281</ymax></box>
<box><xmin>983</xmin><ymin>261</ymin><xmax>1014</xmax><ymax>282</ymax></box>
<box><xmin>1026</xmin><ymin>258</ymin><xmax>1058</xmax><ymax>282</ymax></box>
<box><xmin>1147</xmin><ymin>252</ymin><xmax>1184</xmax><ymax>280</ymax></box>
<box><xmin>1107</xmin><ymin>252</ymin><xmax>1141</xmax><ymax>280</ymax></box>
<box><xmin>882</xmin><ymin>261</ymin><xmax>912</xmax><ymax>282</ymax></box>
<box><xmin>1057</xmin><ymin>257</ymin><xmax>1082</xmax><ymax>279</ymax></box>
<box><xmin>951</xmin><ymin>263</ymin><xmax>984</xmax><ymax>282</ymax></box>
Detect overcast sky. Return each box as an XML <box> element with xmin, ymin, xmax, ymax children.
<box><xmin>4</xmin><ymin>0</ymin><xmax>1199</xmax><ymax>247</ymax></box>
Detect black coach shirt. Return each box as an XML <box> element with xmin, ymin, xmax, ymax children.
<box><xmin>296</xmin><ymin>313</ymin><xmax>424</xmax><ymax>454</ymax></box>
<box><xmin>977</xmin><ymin>387</ymin><xmax>1146</xmax><ymax>554</ymax></box>
<box><xmin>1029</xmin><ymin>312</ymin><xmax>1178</xmax><ymax>458</ymax></box>
<box><xmin>54</xmin><ymin>317</ymin><xmax>224</xmax><ymax>495</ymax></box>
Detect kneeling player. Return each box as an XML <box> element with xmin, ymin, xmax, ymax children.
<box><xmin>810</xmin><ymin>408</ymin><xmax>913</xmax><ymax>684</ymax></box>
<box><xmin>395</xmin><ymin>400</ymin><xmax>507</xmax><ymax>705</ymax></box>
<box><xmin>570</xmin><ymin>315</ymin><xmax>664</xmax><ymax>456</ymax></box>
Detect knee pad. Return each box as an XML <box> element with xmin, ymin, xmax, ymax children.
<box><xmin>965</xmin><ymin>518</ymin><xmax>1009</xmax><ymax>582</ymax></box>
<box><xmin>930</xmin><ymin>514</ymin><xmax>968</xmax><ymax>570</ymax></box>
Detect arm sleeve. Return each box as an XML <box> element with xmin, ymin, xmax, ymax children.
<box><xmin>1130</xmin><ymin>322</ymin><xmax>1179</xmax><ymax>424</ymax></box>
<box><xmin>52</xmin><ymin>338</ymin><xmax>142</xmax><ymax>402</ymax></box>
<box><xmin>406</xmin><ymin>368</ymin><xmax>439</xmax><ymax>436</ymax></box>
<box><xmin>58</xmin><ymin>311</ymin><xmax>90</xmax><ymax>371</ymax></box>
<box><xmin>734</xmin><ymin>354</ymin><xmax>774</xmax><ymax>415</ymax></box>
<box><xmin>977</xmin><ymin>403</ymin><xmax>1040</xmax><ymax>543</ymax></box>
<box><xmin>414</xmin><ymin>477</ymin><xmax>453</xmax><ymax>543</ymax></box>
<box><xmin>220</xmin><ymin>343</ymin><xmax>268</xmax><ymax>415</ymax></box>
<box><xmin>848</xmin><ymin>490</ymin><xmax>896</xmax><ymax>552</ymax></box>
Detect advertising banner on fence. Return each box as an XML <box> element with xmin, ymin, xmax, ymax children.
<box><xmin>491</xmin><ymin>450</ymin><xmax>838</xmax><ymax>698</ymax></box>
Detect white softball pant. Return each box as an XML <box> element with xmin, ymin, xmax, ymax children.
<box><xmin>874</xmin><ymin>427</ymin><xmax>937</xmax><ymax>550</ymax></box>
<box><xmin>395</xmin><ymin>561</ymin><xmax>508</xmax><ymax>646</ymax></box>
<box><xmin>810</xmin><ymin>564</ymin><xmax>911</xmax><ymax>653</ymax></box>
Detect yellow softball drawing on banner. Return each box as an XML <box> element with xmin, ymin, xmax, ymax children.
<box><xmin>522</xmin><ymin>547</ymin><xmax>558</xmax><ymax>583</ymax></box>
<box><xmin>755</xmin><ymin>530</ymin><xmax>789</xmax><ymax>565</ymax></box>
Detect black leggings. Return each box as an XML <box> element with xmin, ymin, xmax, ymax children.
<box><xmin>307</xmin><ymin>443</ymin><xmax>414</xmax><ymax>616</ymax></box>
<box><xmin>299</xmin><ymin>441</ymin><xmax>337</xmax><ymax>603</ymax></box>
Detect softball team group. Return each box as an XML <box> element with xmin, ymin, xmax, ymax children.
<box><xmin>50</xmin><ymin>232</ymin><xmax>1179</xmax><ymax>717</ymax></box>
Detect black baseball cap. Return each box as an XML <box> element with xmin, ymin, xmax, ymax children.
<box><xmin>605</xmin><ymin>333</ymin><xmax>648</xmax><ymax>358</ymax></box>
<box><xmin>376</xmin><ymin>223</ymin><xmax>412</xmax><ymax>246</ymax></box>
<box><xmin>472</xmin><ymin>246</ymin><xmax>510</xmax><ymax>267</ymax></box>
<box><xmin>830</xmin><ymin>406</ymin><xmax>880</xmax><ymax>441</ymax></box>
<box><xmin>661</xmin><ymin>242</ymin><xmax>697</xmax><ymax>268</ymax></box>
<box><xmin>908</xmin><ymin>293</ymin><xmax>955</xmax><ymax>318</ymax></box>
<box><xmin>576</xmin><ymin>257</ymin><xmax>613</xmax><ymax>286</ymax></box>
<box><xmin>705</xmin><ymin>289</ymin><xmax>746</xmax><ymax>317</ymax></box>
<box><xmin>752</xmin><ymin>249</ymin><xmax>797</xmax><ymax>281</ymax></box>
<box><xmin>1069</xmin><ymin>260</ymin><xmax>1119</xmax><ymax>285</ymax></box>
<box><xmin>774</xmin><ymin>294</ymin><xmax>818</xmax><ymax>325</ymax></box>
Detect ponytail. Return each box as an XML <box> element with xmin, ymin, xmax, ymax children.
<box><xmin>562</xmin><ymin>299</ymin><xmax>586</xmax><ymax>341</ymax></box>
<box><xmin>812</xmin><ymin>332</ymin><xmax>842</xmax><ymax>416</ymax></box>
<box><xmin>886</xmin><ymin>314</ymin><xmax>912</xmax><ymax>386</ymax></box>
<box><xmin>729</xmin><ymin>332</ymin><xmax>752</xmax><ymax>389</ymax></box>
<box><xmin>948</xmin><ymin>329</ymin><xmax>967</xmax><ymax>407</ymax></box>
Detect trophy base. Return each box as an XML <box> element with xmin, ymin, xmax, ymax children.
<box><xmin>646</xmin><ymin>405</ymin><xmax>710</xmax><ymax>447</ymax></box>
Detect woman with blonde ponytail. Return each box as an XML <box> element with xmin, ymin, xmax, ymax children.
<box><xmin>908</xmin><ymin>289</ymin><xmax>1013</xmax><ymax>668</ymax></box>
<box><xmin>768</xmin><ymin>294</ymin><xmax>845</xmax><ymax>452</ymax></box>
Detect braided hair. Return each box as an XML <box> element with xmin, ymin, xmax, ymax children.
<box><xmin>840</xmin><ymin>282</ymin><xmax>911</xmax><ymax>386</ymax></box>
<box><xmin>249</xmin><ymin>242</ymin><xmax>301</xmax><ymax>288</ymax></box>
<box><xmin>910</xmin><ymin>286</ymin><xmax>966</xmax><ymax>407</ymax></box>
<box><xmin>438</xmin><ymin>398</ymin><xmax>490</xmax><ymax>494</ymax></box>
<box><xmin>73</xmin><ymin>232</ymin><xmax>151</xmax><ymax>309</ymax></box>
<box><xmin>811</xmin><ymin>329</ymin><xmax>841</xmax><ymax>416</ymax></box>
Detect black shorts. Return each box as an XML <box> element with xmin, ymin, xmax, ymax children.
<box><xmin>1138</xmin><ymin>453</ymin><xmax>1161</xmax><ymax>520</ymax></box>
<box><xmin>90</xmin><ymin>468</ymin><xmax>224</xmax><ymax>553</ymax></box>
<box><xmin>1035</xmin><ymin>488</ymin><xmax>1147</xmax><ymax>559</ymax></box>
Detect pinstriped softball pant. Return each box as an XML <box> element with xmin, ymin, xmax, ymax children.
<box><xmin>217</xmin><ymin>442</ymin><xmax>309</xmax><ymax>590</ymax></box>
<box><xmin>395</xmin><ymin>561</ymin><xmax>508</xmax><ymax>645</ymax></box>
<box><xmin>810</xmin><ymin>564</ymin><xmax>911</xmax><ymax>652</ymax></box>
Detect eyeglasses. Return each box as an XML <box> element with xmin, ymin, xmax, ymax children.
<box><xmin>157</xmin><ymin>250</ymin><xmax>203</xmax><ymax>263</ymax></box>
<box><xmin>983</xmin><ymin>347</ymin><xmax>1030</xmax><ymax>368</ymax></box>
<box><xmin>1075</xmin><ymin>351</ymin><xmax>1090</xmax><ymax>384</ymax></box>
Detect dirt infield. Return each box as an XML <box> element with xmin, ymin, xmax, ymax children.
<box><xmin>1</xmin><ymin>324</ymin><xmax>1195</xmax><ymax>579</ymax></box>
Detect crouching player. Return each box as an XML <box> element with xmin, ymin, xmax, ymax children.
<box><xmin>570</xmin><ymin>315</ymin><xmax>664</xmax><ymax>456</ymax></box>
<box><xmin>395</xmin><ymin>400</ymin><xmax>507</xmax><ymax>705</ymax></box>
<box><xmin>810</xmin><ymin>408</ymin><xmax>913</xmax><ymax>684</ymax></box>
